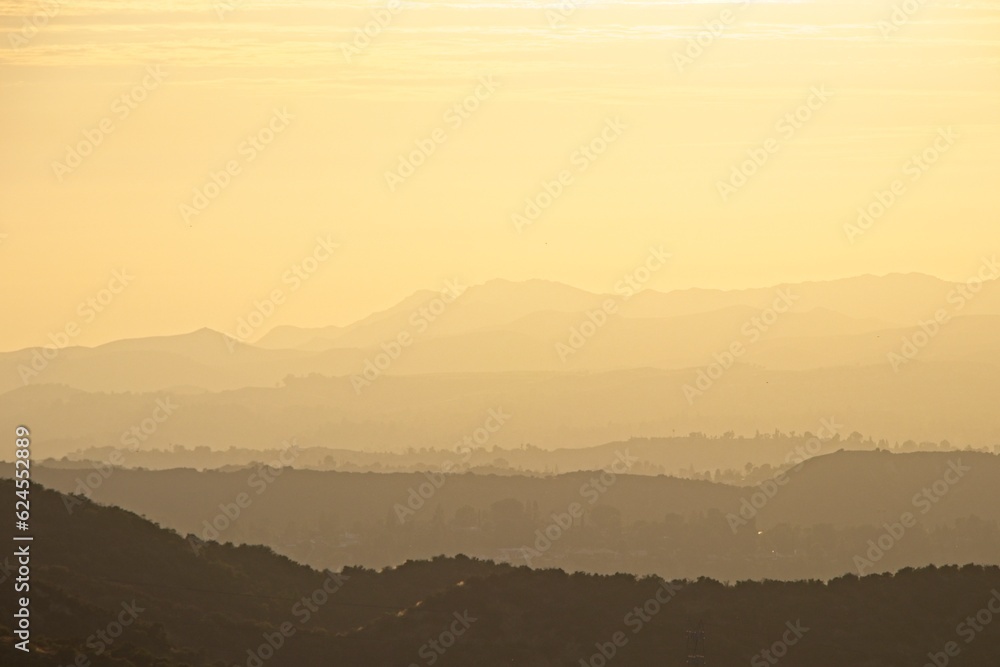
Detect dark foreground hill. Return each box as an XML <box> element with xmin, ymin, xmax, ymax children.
<box><xmin>0</xmin><ymin>479</ymin><xmax>505</xmax><ymax>666</ymax></box>
<box><xmin>12</xmin><ymin>451</ymin><xmax>1000</xmax><ymax>580</ymax></box>
<box><xmin>3</xmin><ymin>480</ymin><xmax>1000</xmax><ymax>666</ymax></box>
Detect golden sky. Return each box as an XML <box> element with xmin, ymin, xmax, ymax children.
<box><xmin>1</xmin><ymin>0</ymin><xmax>998</xmax><ymax>349</ymax></box>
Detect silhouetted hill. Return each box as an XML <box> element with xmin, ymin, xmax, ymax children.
<box><xmin>0</xmin><ymin>479</ymin><xmax>507</xmax><ymax>665</ymax></box>
<box><xmin>10</xmin><ymin>464</ymin><xmax>743</xmax><ymax>541</ymax></box>
<box><xmin>342</xmin><ymin>564</ymin><xmax>1000</xmax><ymax>667</ymax></box>
<box><xmin>56</xmin><ymin>431</ymin><xmax>876</xmax><ymax>478</ymax></box>
<box><xmin>261</xmin><ymin>273</ymin><xmax>1000</xmax><ymax>349</ymax></box>
<box><xmin>757</xmin><ymin>450</ymin><xmax>1000</xmax><ymax>529</ymax></box>
<box><xmin>2</xmin><ymin>480</ymin><xmax>1000</xmax><ymax>666</ymax></box>
<box><xmin>5</xmin><ymin>311</ymin><xmax>997</xmax><ymax>391</ymax></box>
<box><xmin>4</xmin><ymin>362</ymin><xmax>999</xmax><ymax>459</ymax></box>
<box><xmin>9</xmin><ymin>450</ymin><xmax>1000</xmax><ymax>581</ymax></box>
<box><xmin>4</xmin><ymin>274</ymin><xmax>1000</xmax><ymax>396</ymax></box>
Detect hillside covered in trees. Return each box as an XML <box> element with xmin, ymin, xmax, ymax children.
<box><xmin>12</xmin><ymin>450</ymin><xmax>1000</xmax><ymax>581</ymax></box>
<box><xmin>3</xmin><ymin>480</ymin><xmax>1000</xmax><ymax>666</ymax></box>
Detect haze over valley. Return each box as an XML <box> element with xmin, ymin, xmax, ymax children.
<box><xmin>3</xmin><ymin>0</ymin><xmax>999</xmax><ymax>662</ymax></box>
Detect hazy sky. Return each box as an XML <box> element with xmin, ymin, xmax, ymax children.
<box><xmin>1</xmin><ymin>0</ymin><xmax>997</xmax><ymax>349</ymax></box>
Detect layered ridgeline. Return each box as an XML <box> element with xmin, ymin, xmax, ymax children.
<box><xmin>2</xmin><ymin>480</ymin><xmax>1000</xmax><ymax>667</ymax></box>
<box><xmin>10</xmin><ymin>450</ymin><xmax>1000</xmax><ymax>582</ymax></box>
<box><xmin>2</xmin><ymin>274</ymin><xmax>1000</xmax><ymax>456</ymax></box>
<box><xmin>52</xmin><ymin>429</ymin><xmax>993</xmax><ymax>477</ymax></box>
